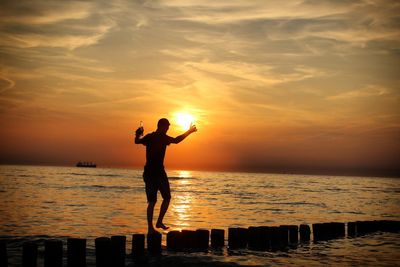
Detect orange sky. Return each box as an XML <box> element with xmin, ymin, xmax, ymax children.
<box><xmin>0</xmin><ymin>1</ymin><xmax>399</xmax><ymax>176</ymax></box>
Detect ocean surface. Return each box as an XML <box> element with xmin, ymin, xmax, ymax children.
<box><xmin>0</xmin><ymin>165</ymin><xmax>399</xmax><ymax>266</ymax></box>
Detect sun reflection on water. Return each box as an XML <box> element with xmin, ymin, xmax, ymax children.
<box><xmin>178</xmin><ymin>170</ymin><xmax>191</xmax><ymax>178</ymax></box>
<box><xmin>171</xmin><ymin>170</ymin><xmax>194</xmax><ymax>230</ymax></box>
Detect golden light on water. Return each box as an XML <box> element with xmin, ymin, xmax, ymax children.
<box><xmin>178</xmin><ymin>170</ymin><xmax>192</xmax><ymax>178</ymax></box>
<box><xmin>171</xmin><ymin>170</ymin><xmax>194</xmax><ymax>230</ymax></box>
<box><xmin>174</xmin><ymin>112</ymin><xmax>195</xmax><ymax>131</ymax></box>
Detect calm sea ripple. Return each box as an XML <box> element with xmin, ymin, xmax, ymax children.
<box><xmin>0</xmin><ymin>165</ymin><xmax>399</xmax><ymax>266</ymax></box>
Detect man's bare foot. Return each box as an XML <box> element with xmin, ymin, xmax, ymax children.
<box><xmin>156</xmin><ymin>221</ymin><xmax>169</xmax><ymax>230</ymax></box>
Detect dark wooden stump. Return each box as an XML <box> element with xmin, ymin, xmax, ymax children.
<box><xmin>248</xmin><ymin>226</ymin><xmax>270</xmax><ymax>251</ymax></box>
<box><xmin>111</xmin><ymin>236</ymin><xmax>126</xmax><ymax>267</ymax></box>
<box><xmin>196</xmin><ymin>229</ymin><xmax>210</xmax><ymax>250</ymax></box>
<box><xmin>131</xmin><ymin>234</ymin><xmax>145</xmax><ymax>260</ymax></box>
<box><xmin>147</xmin><ymin>232</ymin><xmax>162</xmax><ymax>255</ymax></box>
<box><xmin>23</xmin><ymin>242</ymin><xmax>37</xmax><ymax>267</ymax></box>
<box><xmin>211</xmin><ymin>229</ymin><xmax>225</xmax><ymax>248</ymax></box>
<box><xmin>44</xmin><ymin>239</ymin><xmax>63</xmax><ymax>267</ymax></box>
<box><xmin>181</xmin><ymin>230</ymin><xmax>197</xmax><ymax>250</ymax></box>
<box><xmin>299</xmin><ymin>224</ymin><xmax>311</xmax><ymax>242</ymax></box>
<box><xmin>95</xmin><ymin>237</ymin><xmax>111</xmax><ymax>267</ymax></box>
<box><xmin>270</xmin><ymin>226</ymin><xmax>288</xmax><ymax>250</ymax></box>
<box><xmin>167</xmin><ymin>231</ymin><xmax>182</xmax><ymax>251</ymax></box>
<box><xmin>67</xmin><ymin>238</ymin><xmax>86</xmax><ymax>267</ymax></box>
<box><xmin>0</xmin><ymin>242</ymin><xmax>6</xmax><ymax>267</ymax></box>
<box><xmin>228</xmin><ymin>228</ymin><xmax>248</xmax><ymax>249</ymax></box>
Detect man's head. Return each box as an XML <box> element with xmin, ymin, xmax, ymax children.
<box><xmin>157</xmin><ymin>118</ymin><xmax>170</xmax><ymax>133</ymax></box>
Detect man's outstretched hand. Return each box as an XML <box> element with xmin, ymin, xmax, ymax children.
<box><xmin>188</xmin><ymin>123</ymin><xmax>197</xmax><ymax>134</ymax></box>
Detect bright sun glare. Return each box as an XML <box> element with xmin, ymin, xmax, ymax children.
<box><xmin>174</xmin><ymin>112</ymin><xmax>195</xmax><ymax>131</ymax></box>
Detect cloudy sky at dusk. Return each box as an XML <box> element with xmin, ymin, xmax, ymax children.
<box><xmin>0</xmin><ymin>0</ymin><xmax>399</xmax><ymax>176</ymax></box>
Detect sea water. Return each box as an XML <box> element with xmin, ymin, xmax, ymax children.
<box><xmin>0</xmin><ymin>165</ymin><xmax>399</xmax><ymax>266</ymax></box>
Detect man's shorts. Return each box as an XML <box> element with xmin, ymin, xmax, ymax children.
<box><xmin>143</xmin><ymin>167</ymin><xmax>171</xmax><ymax>203</ymax></box>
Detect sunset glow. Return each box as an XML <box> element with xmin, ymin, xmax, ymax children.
<box><xmin>0</xmin><ymin>1</ymin><xmax>399</xmax><ymax>176</ymax></box>
<box><xmin>174</xmin><ymin>113</ymin><xmax>195</xmax><ymax>131</ymax></box>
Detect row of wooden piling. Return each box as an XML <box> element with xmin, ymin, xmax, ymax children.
<box><xmin>0</xmin><ymin>220</ymin><xmax>398</xmax><ymax>267</ymax></box>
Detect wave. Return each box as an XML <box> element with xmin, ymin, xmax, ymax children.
<box><xmin>168</xmin><ymin>176</ymin><xmax>197</xmax><ymax>180</ymax></box>
<box><xmin>63</xmin><ymin>172</ymin><xmax>125</xmax><ymax>178</ymax></box>
<box><xmin>83</xmin><ymin>185</ymin><xmax>134</xmax><ymax>190</ymax></box>
<box><xmin>69</xmin><ymin>173</ymin><xmax>88</xmax><ymax>176</ymax></box>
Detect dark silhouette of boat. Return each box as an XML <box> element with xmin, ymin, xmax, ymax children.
<box><xmin>76</xmin><ymin>161</ymin><xmax>97</xmax><ymax>168</ymax></box>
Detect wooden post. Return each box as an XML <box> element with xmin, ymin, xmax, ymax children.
<box><xmin>196</xmin><ymin>229</ymin><xmax>209</xmax><ymax>250</ymax></box>
<box><xmin>288</xmin><ymin>225</ymin><xmax>299</xmax><ymax>244</ymax></box>
<box><xmin>347</xmin><ymin>222</ymin><xmax>356</xmax><ymax>237</ymax></box>
<box><xmin>111</xmin><ymin>236</ymin><xmax>126</xmax><ymax>267</ymax></box>
<box><xmin>299</xmin><ymin>224</ymin><xmax>310</xmax><ymax>242</ymax></box>
<box><xmin>381</xmin><ymin>220</ymin><xmax>400</xmax><ymax>233</ymax></box>
<box><xmin>0</xmin><ymin>242</ymin><xmax>6</xmax><ymax>267</ymax></box>
<box><xmin>131</xmin><ymin>234</ymin><xmax>145</xmax><ymax>260</ymax></box>
<box><xmin>356</xmin><ymin>221</ymin><xmax>370</xmax><ymax>236</ymax></box>
<box><xmin>270</xmin><ymin>226</ymin><xmax>288</xmax><ymax>250</ymax></box>
<box><xmin>248</xmin><ymin>226</ymin><xmax>269</xmax><ymax>251</ymax></box>
<box><xmin>181</xmin><ymin>230</ymin><xmax>197</xmax><ymax>250</ymax></box>
<box><xmin>95</xmin><ymin>237</ymin><xmax>111</xmax><ymax>267</ymax></box>
<box><xmin>67</xmin><ymin>238</ymin><xmax>86</xmax><ymax>267</ymax></box>
<box><xmin>312</xmin><ymin>223</ymin><xmax>326</xmax><ymax>241</ymax></box>
<box><xmin>44</xmin><ymin>239</ymin><xmax>63</xmax><ymax>267</ymax></box>
<box><xmin>211</xmin><ymin>229</ymin><xmax>225</xmax><ymax>248</ymax></box>
<box><xmin>330</xmin><ymin>222</ymin><xmax>345</xmax><ymax>238</ymax></box>
<box><xmin>147</xmin><ymin>232</ymin><xmax>161</xmax><ymax>255</ymax></box>
<box><xmin>167</xmin><ymin>231</ymin><xmax>182</xmax><ymax>251</ymax></box>
<box><xmin>23</xmin><ymin>242</ymin><xmax>37</xmax><ymax>267</ymax></box>
<box><xmin>228</xmin><ymin>228</ymin><xmax>248</xmax><ymax>249</ymax></box>
<box><xmin>280</xmin><ymin>225</ymin><xmax>298</xmax><ymax>244</ymax></box>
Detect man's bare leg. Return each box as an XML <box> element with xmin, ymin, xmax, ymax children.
<box><xmin>156</xmin><ymin>198</ymin><xmax>170</xmax><ymax>230</ymax></box>
<box><xmin>147</xmin><ymin>201</ymin><xmax>158</xmax><ymax>234</ymax></box>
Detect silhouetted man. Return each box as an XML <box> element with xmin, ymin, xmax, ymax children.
<box><xmin>135</xmin><ymin>118</ymin><xmax>197</xmax><ymax>233</ymax></box>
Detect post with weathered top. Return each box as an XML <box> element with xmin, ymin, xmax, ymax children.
<box><xmin>270</xmin><ymin>226</ymin><xmax>288</xmax><ymax>250</ymax></box>
<box><xmin>111</xmin><ymin>236</ymin><xmax>126</xmax><ymax>267</ymax></box>
<box><xmin>44</xmin><ymin>239</ymin><xmax>63</xmax><ymax>267</ymax></box>
<box><xmin>288</xmin><ymin>225</ymin><xmax>299</xmax><ymax>244</ymax></box>
<box><xmin>147</xmin><ymin>232</ymin><xmax>162</xmax><ymax>255</ymax></box>
<box><xmin>23</xmin><ymin>242</ymin><xmax>37</xmax><ymax>267</ymax></box>
<box><xmin>280</xmin><ymin>225</ymin><xmax>298</xmax><ymax>244</ymax></box>
<box><xmin>248</xmin><ymin>226</ymin><xmax>270</xmax><ymax>251</ymax></box>
<box><xmin>0</xmin><ymin>242</ymin><xmax>7</xmax><ymax>267</ymax></box>
<box><xmin>67</xmin><ymin>238</ymin><xmax>86</xmax><ymax>267</ymax></box>
<box><xmin>299</xmin><ymin>224</ymin><xmax>310</xmax><ymax>242</ymax></box>
<box><xmin>181</xmin><ymin>230</ymin><xmax>197</xmax><ymax>250</ymax></box>
<box><xmin>167</xmin><ymin>231</ymin><xmax>182</xmax><ymax>251</ymax></box>
<box><xmin>196</xmin><ymin>229</ymin><xmax>210</xmax><ymax>251</ymax></box>
<box><xmin>330</xmin><ymin>222</ymin><xmax>345</xmax><ymax>238</ymax></box>
<box><xmin>131</xmin><ymin>234</ymin><xmax>145</xmax><ymax>261</ymax></box>
<box><xmin>312</xmin><ymin>223</ymin><xmax>327</xmax><ymax>241</ymax></box>
<box><xmin>228</xmin><ymin>228</ymin><xmax>248</xmax><ymax>249</ymax></box>
<box><xmin>95</xmin><ymin>237</ymin><xmax>111</xmax><ymax>267</ymax></box>
<box><xmin>381</xmin><ymin>220</ymin><xmax>400</xmax><ymax>233</ymax></box>
<box><xmin>211</xmin><ymin>229</ymin><xmax>225</xmax><ymax>248</ymax></box>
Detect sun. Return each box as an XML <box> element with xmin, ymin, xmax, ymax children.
<box><xmin>174</xmin><ymin>112</ymin><xmax>195</xmax><ymax>131</ymax></box>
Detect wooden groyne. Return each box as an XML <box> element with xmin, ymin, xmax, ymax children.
<box><xmin>0</xmin><ymin>220</ymin><xmax>399</xmax><ymax>267</ymax></box>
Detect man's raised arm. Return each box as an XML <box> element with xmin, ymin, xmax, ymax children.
<box><xmin>172</xmin><ymin>124</ymin><xmax>197</xmax><ymax>144</ymax></box>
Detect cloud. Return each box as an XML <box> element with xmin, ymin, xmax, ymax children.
<box><xmin>0</xmin><ymin>0</ymin><xmax>399</xmax><ymax>172</ymax></box>
<box><xmin>0</xmin><ymin>75</ymin><xmax>15</xmax><ymax>93</ymax></box>
<box><xmin>0</xmin><ymin>1</ymin><xmax>116</xmax><ymax>50</ymax></box>
<box><xmin>327</xmin><ymin>84</ymin><xmax>390</xmax><ymax>100</ymax></box>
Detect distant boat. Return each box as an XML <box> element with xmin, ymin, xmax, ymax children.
<box><xmin>76</xmin><ymin>161</ymin><xmax>97</xmax><ymax>168</ymax></box>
